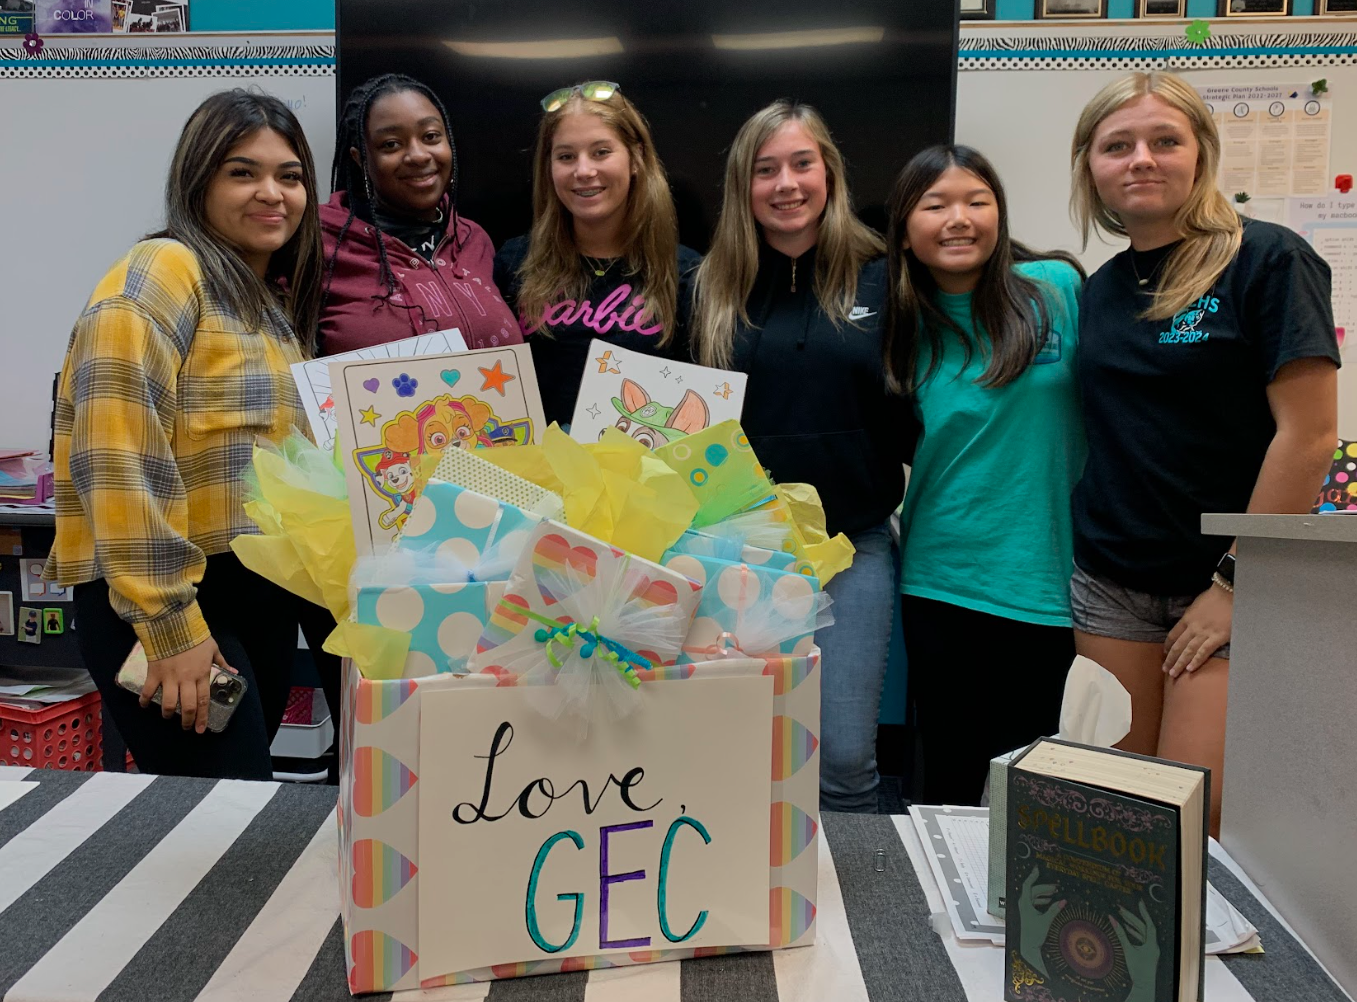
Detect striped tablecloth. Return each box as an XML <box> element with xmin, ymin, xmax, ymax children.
<box><xmin>0</xmin><ymin>767</ymin><xmax>1348</xmax><ymax>1002</ymax></box>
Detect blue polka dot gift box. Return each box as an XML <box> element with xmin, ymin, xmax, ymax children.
<box><xmin>353</xmin><ymin>481</ymin><xmax>549</xmax><ymax>678</ymax></box>
<box><xmin>659</xmin><ymin>550</ymin><xmax>828</xmax><ymax>663</ymax></box>
<box><xmin>665</xmin><ymin>528</ymin><xmax>798</xmax><ymax>575</ymax></box>
<box><xmin>394</xmin><ymin>478</ymin><xmax>546</xmax><ymax>564</ymax></box>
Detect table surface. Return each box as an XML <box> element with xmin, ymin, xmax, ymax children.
<box><xmin>0</xmin><ymin>767</ymin><xmax>1350</xmax><ymax>1002</ymax></box>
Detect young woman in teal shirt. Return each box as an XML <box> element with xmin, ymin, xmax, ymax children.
<box><xmin>883</xmin><ymin>145</ymin><xmax>1086</xmax><ymax>805</ymax></box>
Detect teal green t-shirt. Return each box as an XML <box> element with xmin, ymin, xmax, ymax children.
<box><xmin>899</xmin><ymin>259</ymin><xmax>1086</xmax><ymax>627</ymax></box>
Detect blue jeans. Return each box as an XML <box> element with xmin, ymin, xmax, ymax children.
<box><xmin>816</xmin><ymin>521</ymin><xmax>896</xmax><ymax>813</ymax></box>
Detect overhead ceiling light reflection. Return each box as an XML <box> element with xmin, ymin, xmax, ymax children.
<box><xmin>443</xmin><ymin>36</ymin><xmax>623</xmax><ymax>59</ymax></box>
<box><xmin>711</xmin><ymin>26</ymin><xmax>885</xmax><ymax>51</ymax></box>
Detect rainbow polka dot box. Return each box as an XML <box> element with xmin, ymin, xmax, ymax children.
<box><xmin>337</xmin><ymin>516</ymin><xmax>823</xmax><ymax>993</ymax></box>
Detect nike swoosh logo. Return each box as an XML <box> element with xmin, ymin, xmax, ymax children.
<box><xmin>849</xmin><ymin>307</ymin><xmax>876</xmax><ymax>320</ymax></box>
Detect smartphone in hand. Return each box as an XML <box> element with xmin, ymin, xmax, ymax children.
<box><xmin>114</xmin><ymin>643</ymin><xmax>247</xmax><ymax>733</ymax></box>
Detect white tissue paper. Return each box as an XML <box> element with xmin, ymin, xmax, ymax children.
<box><xmin>984</xmin><ymin>656</ymin><xmax>1132</xmax><ymax>917</ymax></box>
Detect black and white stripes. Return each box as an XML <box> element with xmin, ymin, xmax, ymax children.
<box><xmin>0</xmin><ymin>768</ymin><xmax>1345</xmax><ymax>1002</ymax></box>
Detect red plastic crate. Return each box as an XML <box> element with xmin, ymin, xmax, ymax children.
<box><xmin>0</xmin><ymin>691</ymin><xmax>103</xmax><ymax>771</ymax></box>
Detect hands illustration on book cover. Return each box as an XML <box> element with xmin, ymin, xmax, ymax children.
<box><xmin>1014</xmin><ymin>868</ymin><xmax>1158</xmax><ymax>1002</ymax></box>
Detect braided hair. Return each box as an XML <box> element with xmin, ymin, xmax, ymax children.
<box><xmin>321</xmin><ymin>73</ymin><xmax>463</xmax><ymax>337</ymax></box>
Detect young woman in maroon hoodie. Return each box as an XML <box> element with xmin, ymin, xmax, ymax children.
<box><xmin>318</xmin><ymin>74</ymin><xmax>522</xmax><ymax>354</ymax></box>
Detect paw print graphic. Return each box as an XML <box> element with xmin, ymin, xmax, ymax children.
<box><xmin>392</xmin><ymin>373</ymin><xmax>419</xmax><ymax>398</ymax></box>
<box><xmin>23</xmin><ymin>33</ymin><xmax>44</xmax><ymax>56</ymax></box>
<box><xmin>1184</xmin><ymin>20</ymin><xmax>1211</xmax><ymax>45</ymax></box>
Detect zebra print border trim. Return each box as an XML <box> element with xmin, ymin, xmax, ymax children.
<box><xmin>0</xmin><ymin>42</ymin><xmax>335</xmax><ymax>79</ymax></box>
<box><xmin>959</xmin><ymin>30</ymin><xmax>1357</xmax><ymax>70</ymax></box>
<box><xmin>2</xmin><ymin>32</ymin><xmax>1354</xmax><ymax>77</ymax></box>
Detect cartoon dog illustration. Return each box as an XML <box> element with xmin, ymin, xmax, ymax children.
<box><xmin>609</xmin><ymin>379</ymin><xmax>709</xmax><ymax>448</ymax></box>
<box><xmin>418</xmin><ymin>394</ymin><xmax>494</xmax><ymax>452</ymax></box>
<box><xmin>374</xmin><ymin>449</ymin><xmax>418</xmax><ymax>530</ymax></box>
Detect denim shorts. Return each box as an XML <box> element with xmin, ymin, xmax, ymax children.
<box><xmin>1069</xmin><ymin>564</ymin><xmax>1230</xmax><ymax>660</ymax></box>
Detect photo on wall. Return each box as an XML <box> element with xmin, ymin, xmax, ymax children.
<box><xmin>1137</xmin><ymin>0</ymin><xmax>1187</xmax><ymax>15</ymax></box>
<box><xmin>152</xmin><ymin>1</ymin><xmax>183</xmax><ymax>31</ymax></box>
<box><xmin>121</xmin><ymin>0</ymin><xmax>181</xmax><ymax>32</ymax></box>
<box><xmin>0</xmin><ymin>591</ymin><xmax>13</xmax><ymax>637</ymax></box>
<box><xmin>1035</xmin><ymin>0</ymin><xmax>1108</xmax><ymax>16</ymax></box>
<box><xmin>17</xmin><ymin>607</ymin><xmax>41</xmax><ymax>645</ymax></box>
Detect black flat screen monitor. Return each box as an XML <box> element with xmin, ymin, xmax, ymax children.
<box><xmin>337</xmin><ymin>0</ymin><xmax>959</xmax><ymax>251</ymax></box>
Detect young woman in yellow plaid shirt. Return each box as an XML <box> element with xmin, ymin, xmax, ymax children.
<box><xmin>44</xmin><ymin>91</ymin><xmax>325</xmax><ymax>779</ymax></box>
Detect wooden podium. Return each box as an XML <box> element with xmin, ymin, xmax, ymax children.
<box><xmin>1204</xmin><ymin>513</ymin><xmax>1357</xmax><ymax>997</ymax></box>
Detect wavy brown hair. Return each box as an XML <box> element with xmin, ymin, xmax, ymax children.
<box><xmin>514</xmin><ymin>88</ymin><xmax>680</xmax><ymax>345</ymax></box>
<box><xmin>157</xmin><ymin>90</ymin><xmax>323</xmax><ymax>352</ymax></box>
<box><xmin>1071</xmin><ymin>71</ymin><xmax>1242</xmax><ymax>321</ymax></box>
<box><xmin>884</xmin><ymin>145</ymin><xmax>1084</xmax><ymax>393</ymax></box>
<box><xmin>692</xmin><ymin>100</ymin><xmax>884</xmax><ymax>368</ymax></box>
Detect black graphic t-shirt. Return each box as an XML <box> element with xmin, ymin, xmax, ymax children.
<box><xmin>493</xmin><ymin>237</ymin><xmax>702</xmax><ymax>427</ymax></box>
<box><xmin>1072</xmin><ymin>218</ymin><xmax>1340</xmax><ymax>595</ymax></box>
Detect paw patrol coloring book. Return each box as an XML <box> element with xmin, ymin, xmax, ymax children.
<box><xmin>329</xmin><ymin>344</ymin><xmax>545</xmax><ymax>556</ymax></box>
<box><xmin>568</xmin><ymin>339</ymin><xmax>747</xmax><ymax>448</ymax></box>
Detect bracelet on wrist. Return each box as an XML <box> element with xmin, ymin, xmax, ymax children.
<box><xmin>1211</xmin><ymin>571</ymin><xmax>1234</xmax><ymax>594</ymax></box>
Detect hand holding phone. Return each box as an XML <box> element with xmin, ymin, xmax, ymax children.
<box><xmin>116</xmin><ymin>637</ymin><xmax>245</xmax><ymax>734</ymax></box>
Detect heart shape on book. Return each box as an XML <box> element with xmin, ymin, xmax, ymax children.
<box><xmin>362</xmin><ymin>378</ymin><xmax>380</xmax><ymax>393</ymax></box>
<box><xmin>440</xmin><ymin>369</ymin><xmax>461</xmax><ymax>388</ymax></box>
<box><xmin>532</xmin><ymin>533</ymin><xmax>599</xmax><ymax>605</ymax></box>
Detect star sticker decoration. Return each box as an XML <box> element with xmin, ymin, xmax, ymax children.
<box><xmin>594</xmin><ymin>350</ymin><xmax>622</xmax><ymax>374</ymax></box>
<box><xmin>1185</xmin><ymin>20</ymin><xmax>1210</xmax><ymax>45</ymax></box>
<box><xmin>586</xmin><ymin>403</ymin><xmax>602</xmax><ymax>419</ymax></box>
<box><xmin>713</xmin><ymin>382</ymin><xmax>733</xmax><ymax>400</ymax></box>
<box><xmin>359</xmin><ymin>405</ymin><xmax>380</xmax><ymax>426</ymax></box>
<box><xmin>479</xmin><ymin>359</ymin><xmax>516</xmax><ymax>395</ymax></box>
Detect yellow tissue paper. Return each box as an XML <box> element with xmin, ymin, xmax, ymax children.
<box><xmin>231</xmin><ymin>434</ymin><xmax>359</xmax><ymax>655</ymax></box>
<box><xmin>324</xmin><ymin>619</ymin><xmax>411</xmax><ymax>681</ymax></box>
<box><xmin>477</xmin><ymin>423</ymin><xmax>697</xmax><ymax>562</ymax></box>
<box><xmin>778</xmin><ymin>483</ymin><xmax>856</xmax><ymax>586</ymax></box>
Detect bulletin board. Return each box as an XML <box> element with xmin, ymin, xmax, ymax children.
<box><xmin>955</xmin><ymin>15</ymin><xmax>1357</xmax><ymax>436</ymax></box>
<box><xmin>0</xmin><ymin>32</ymin><xmax>337</xmax><ymax>453</ymax></box>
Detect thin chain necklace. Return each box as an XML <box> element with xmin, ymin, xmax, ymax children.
<box><xmin>582</xmin><ymin>254</ymin><xmax>616</xmax><ymax>279</ymax></box>
<box><xmin>1130</xmin><ymin>251</ymin><xmax>1161</xmax><ymax>288</ymax></box>
<box><xmin>791</xmin><ymin>257</ymin><xmax>797</xmax><ymax>293</ymax></box>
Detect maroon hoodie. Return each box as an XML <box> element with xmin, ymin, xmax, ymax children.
<box><xmin>318</xmin><ymin>191</ymin><xmax>523</xmax><ymax>355</ymax></box>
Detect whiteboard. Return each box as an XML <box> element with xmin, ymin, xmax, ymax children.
<box><xmin>0</xmin><ymin>33</ymin><xmax>337</xmax><ymax>451</ymax></box>
<box><xmin>956</xmin><ymin>16</ymin><xmax>1357</xmax><ymax>435</ymax></box>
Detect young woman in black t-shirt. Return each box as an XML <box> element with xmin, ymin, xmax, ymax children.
<box><xmin>492</xmin><ymin>82</ymin><xmax>699</xmax><ymax>427</ymax></box>
<box><xmin>1069</xmin><ymin>71</ymin><xmax>1339</xmax><ymax>836</ymax></box>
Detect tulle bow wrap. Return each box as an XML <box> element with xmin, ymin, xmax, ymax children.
<box><xmin>468</xmin><ymin>545</ymin><xmax>693</xmax><ymax>738</ymax></box>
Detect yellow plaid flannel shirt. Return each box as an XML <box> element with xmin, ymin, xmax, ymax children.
<box><xmin>44</xmin><ymin>239</ymin><xmax>309</xmax><ymax>660</ymax></box>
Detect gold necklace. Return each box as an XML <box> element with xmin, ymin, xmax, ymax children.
<box><xmin>583</xmin><ymin>255</ymin><xmax>615</xmax><ymax>278</ymax></box>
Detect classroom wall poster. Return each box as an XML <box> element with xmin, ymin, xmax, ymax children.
<box><xmin>1197</xmin><ymin>83</ymin><xmax>1331</xmax><ymax>198</ymax></box>
<box><xmin>1286</xmin><ymin>195</ymin><xmax>1357</xmax><ymax>347</ymax></box>
<box><xmin>415</xmin><ymin>677</ymin><xmax>773</xmax><ymax>976</ymax></box>
<box><xmin>329</xmin><ymin>345</ymin><xmax>545</xmax><ymax>555</ymax></box>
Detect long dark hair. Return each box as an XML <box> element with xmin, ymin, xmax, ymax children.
<box><xmin>157</xmin><ymin>90</ymin><xmax>323</xmax><ymax>353</ymax></box>
<box><xmin>883</xmin><ymin>144</ymin><xmax>1083</xmax><ymax>393</ymax></box>
<box><xmin>322</xmin><ymin>74</ymin><xmax>462</xmax><ymax>324</ymax></box>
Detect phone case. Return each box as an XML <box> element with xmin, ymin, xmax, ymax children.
<box><xmin>114</xmin><ymin>643</ymin><xmax>248</xmax><ymax>733</ymax></box>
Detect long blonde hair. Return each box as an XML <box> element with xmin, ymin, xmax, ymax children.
<box><xmin>693</xmin><ymin>100</ymin><xmax>885</xmax><ymax>368</ymax></box>
<box><xmin>514</xmin><ymin>89</ymin><xmax>679</xmax><ymax>345</ymax></box>
<box><xmin>1071</xmin><ymin>71</ymin><xmax>1242</xmax><ymax>321</ymax></box>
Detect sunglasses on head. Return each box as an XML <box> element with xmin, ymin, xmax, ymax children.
<box><xmin>540</xmin><ymin>80</ymin><xmax>621</xmax><ymax>113</ymax></box>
